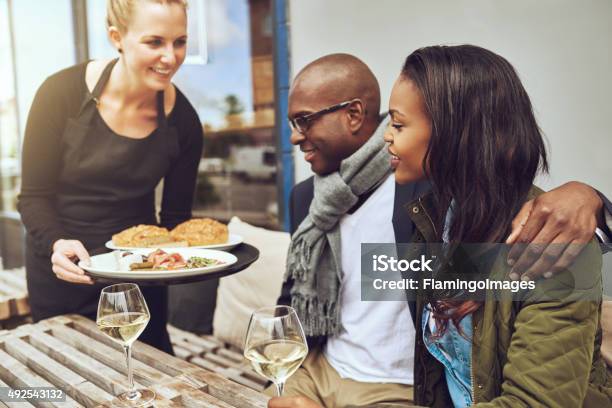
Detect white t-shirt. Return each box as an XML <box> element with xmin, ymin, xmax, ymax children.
<box><xmin>323</xmin><ymin>175</ymin><xmax>416</xmax><ymax>384</ymax></box>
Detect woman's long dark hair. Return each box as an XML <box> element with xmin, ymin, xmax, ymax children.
<box><xmin>402</xmin><ymin>45</ymin><xmax>548</xmax><ymax>332</ymax></box>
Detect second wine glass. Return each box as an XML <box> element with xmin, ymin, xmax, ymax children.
<box><xmin>243</xmin><ymin>305</ymin><xmax>308</xmax><ymax>396</ymax></box>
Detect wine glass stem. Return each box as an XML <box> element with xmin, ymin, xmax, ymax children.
<box><xmin>124</xmin><ymin>344</ymin><xmax>138</xmax><ymax>400</ymax></box>
<box><xmin>275</xmin><ymin>381</ymin><xmax>284</xmax><ymax>396</ymax></box>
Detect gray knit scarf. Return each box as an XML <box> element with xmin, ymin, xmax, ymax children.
<box><xmin>286</xmin><ymin>118</ymin><xmax>392</xmax><ymax>337</ymax></box>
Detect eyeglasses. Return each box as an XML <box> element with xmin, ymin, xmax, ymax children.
<box><xmin>288</xmin><ymin>99</ymin><xmax>362</xmax><ymax>134</ymax></box>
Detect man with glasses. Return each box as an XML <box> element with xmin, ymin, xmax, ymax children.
<box><xmin>268</xmin><ymin>53</ymin><xmax>611</xmax><ymax>408</ymax></box>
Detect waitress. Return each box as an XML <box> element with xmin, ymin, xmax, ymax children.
<box><xmin>18</xmin><ymin>0</ymin><xmax>201</xmax><ymax>353</ymax></box>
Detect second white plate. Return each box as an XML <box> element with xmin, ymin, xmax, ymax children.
<box><xmin>105</xmin><ymin>233</ymin><xmax>243</xmax><ymax>251</ymax></box>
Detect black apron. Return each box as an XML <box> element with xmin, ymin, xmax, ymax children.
<box><xmin>26</xmin><ymin>59</ymin><xmax>180</xmax><ymax>354</ymax></box>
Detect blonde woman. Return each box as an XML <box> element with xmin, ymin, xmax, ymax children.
<box><xmin>18</xmin><ymin>0</ymin><xmax>201</xmax><ymax>353</ymax></box>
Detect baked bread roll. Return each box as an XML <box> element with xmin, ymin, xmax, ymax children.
<box><xmin>112</xmin><ymin>225</ymin><xmax>173</xmax><ymax>247</ymax></box>
<box><xmin>170</xmin><ymin>218</ymin><xmax>228</xmax><ymax>246</ymax></box>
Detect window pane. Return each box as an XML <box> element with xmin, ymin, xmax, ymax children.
<box><xmin>1</xmin><ymin>0</ymin><xmax>75</xmax><ymax>213</ymax></box>
<box><xmin>175</xmin><ymin>0</ymin><xmax>278</xmax><ymax>228</ymax></box>
<box><xmin>86</xmin><ymin>0</ymin><xmax>115</xmax><ymax>59</ymax></box>
<box><xmin>1</xmin><ymin>0</ymin><xmax>75</xmax><ymax>267</ymax></box>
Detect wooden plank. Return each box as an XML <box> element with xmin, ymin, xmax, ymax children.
<box><xmin>148</xmin><ymin>379</ymin><xmax>199</xmax><ymax>403</ymax></box>
<box><xmin>0</xmin><ymin>297</ymin><xmax>10</xmax><ymax>321</ymax></box>
<box><xmin>199</xmin><ymin>335</ymin><xmax>225</xmax><ymax>348</ymax></box>
<box><xmin>0</xmin><ymin>281</ymin><xmax>17</xmax><ymax>295</ymax></box>
<box><xmin>3</xmin><ymin>322</ymin><xmax>35</xmax><ymax>335</ymax></box>
<box><xmin>167</xmin><ymin>326</ymin><xmax>223</xmax><ymax>350</ymax></box>
<box><xmin>207</xmin><ymin>368</ymin><xmax>265</xmax><ymax>391</ymax></box>
<box><xmin>196</xmin><ymin>352</ymin><xmax>267</xmax><ymax>390</ymax></box>
<box><xmin>2</xmin><ymin>337</ymin><xmax>113</xmax><ymax>407</ymax></box>
<box><xmin>0</xmin><ymin>377</ymin><xmax>35</xmax><ymax>408</ymax></box>
<box><xmin>67</xmin><ymin>315</ymin><xmax>196</xmax><ymax>377</ymax></box>
<box><xmin>0</xmin><ymin>348</ymin><xmax>82</xmax><ymax>407</ymax></box>
<box><xmin>0</xmin><ymin>322</ymin><xmax>35</xmax><ymax>339</ymax></box>
<box><xmin>93</xmin><ymin>393</ymin><xmax>181</xmax><ymax>408</ymax></box>
<box><xmin>221</xmin><ymin>368</ymin><xmax>266</xmax><ymax>391</ymax></box>
<box><xmin>146</xmin><ymin>397</ymin><xmax>180</xmax><ymax>408</ymax></box>
<box><xmin>2</xmin><ymin>314</ymin><xmax>270</xmax><ymax>408</ymax></box>
<box><xmin>131</xmin><ymin>377</ymin><xmax>231</xmax><ymax>408</ymax></box>
<box><xmin>12</xmin><ymin>294</ymin><xmax>29</xmax><ymax>317</ymax></box>
<box><xmin>173</xmin><ymin>346</ymin><xmax>192</xmax><ymax>361</ymax></box>
<box><xmin>96</xmin><ymin>392</ymin><xmax>181</xmax><ymax>408</ymax></box>
<box><xmin>0</xmin><ymin>270</ymin><xmax>29</xmax><ymax>319</ymax></box>
<box><xmin>173</xmin><ymin>387</ymin><xmax>236</xmax><ymax>408</ymax></box>
<box><xmin>239</xmin><ymin>368</ymin><xmax>269</xmax><ymax>386</ymax></box>
<box><xmin>3</xmin><ymin>337</ymin><xmax>85</xmax><ymax>386</ymax></box>
<box><xmin>25</xmin><ymin>329</ymin><xmax>141</xmax><ymax>396</ymax></box>
<box><xmin>71</xmin><ymin>383</ymin><xmax>113</xmax><ymax>408</ymax></box>
<box><xmin>0</xmin><ymin>285</ymin><xmax>23</xmax><ymax>301</ymax></box>
<box><xmin>204</xmin><ymin>352</ymin><xmax>243</xmax><ymax>369</ymax></box>
<box><xmin>188</xmin><ymin>370</ymin><xmax>269</xmax><ymax>408</ymax></box>
<box><xmin>167</xmin><ymin>327</ymin><xmax>268</xmax><ymax>392</ymax></box>
<box><xmin>195</xmin><ymin>363</ymin><xmax>264</xmax><ymax>391</ymax></box>
<box><xmin>190</xmin><ymin>357</ymin><xmax>222</xmax><ymax>373</ymax></box>
<box><xmin>0</xmin><ymin>270</ymin><xmax>27</xmax><ymax>291</ymax></box>
<box><xmin>217</xmin><ymin>348</ymin><xmax>247</xmax><ymax>364</ymax></box>
<box><xmin>46</xmin><ymin>321</ymin><xmax>173</xmax><ymax>386</ymax></box>
<box><xmin>173</xmin><ymin>338</ymin><xmax>205</xmax><ymax>355</ymax></box>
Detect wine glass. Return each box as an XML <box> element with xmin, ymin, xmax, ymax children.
<box><xmin>243</xmin><ymin>305</ymin><xmax>308</xmax><ymax>396</ymax></box>
<box><xmin>97</xmin><ymin>283</ymin><xmax>155</xmax><ymax>407</ymax></box>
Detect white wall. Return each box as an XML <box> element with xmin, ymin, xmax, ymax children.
<box><xmin>288</xmin><ymin>0</ymin><xmax>612</xmax><ymax>195</ymax></box>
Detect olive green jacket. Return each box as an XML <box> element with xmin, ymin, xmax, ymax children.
<box><xmin>406</xmin><ymin>190</ymin><xmax>611</xmax><ymax>407</ymax></box>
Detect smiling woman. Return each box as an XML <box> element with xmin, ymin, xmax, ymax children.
<box><xmin>17</xmin><ymin>0</ymin><xmax>203</xmax><ymax>354</ymax></box>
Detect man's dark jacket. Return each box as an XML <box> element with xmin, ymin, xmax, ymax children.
<box><xmin>277</xmin><ymin>175</ymin><xmax>431</xmax><ymax>347</ymax></box>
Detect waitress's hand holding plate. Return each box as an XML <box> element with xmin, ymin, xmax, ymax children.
<box><xmin>51</xmin><ymin>239</ymin><xmax>94</xmax><ymax>285</ymax></box>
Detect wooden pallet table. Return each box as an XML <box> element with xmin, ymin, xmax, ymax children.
<box><xmin>168</xmin><ymin>326</ymin><xmax>267</xmax><ymax>392</ymax></box>
<box><xmin>0</xmin><ymin>268</ymin><xmax>30</xmax><ymax>329</ymax></box>
<box><xmin>0</xmin><ymin>314</ymin><xmax>269</xmax><ymax>407</ymax></box>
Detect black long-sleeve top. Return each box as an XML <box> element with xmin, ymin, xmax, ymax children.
<box><xmin>18</xmin><ymin>62</ymin><xmax>203</xmax><ymax>257</ymax></box>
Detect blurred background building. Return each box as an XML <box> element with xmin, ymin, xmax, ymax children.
<box><xmin>1</xmin><ymin>0</ymin><xmax>611</xmax><ymax>268</ymax></box>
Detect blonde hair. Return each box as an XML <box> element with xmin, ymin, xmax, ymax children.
<box><xmin>106</xmin><ymin>0</ymin><xmax>188</xmax><ymax>33</ymax></box>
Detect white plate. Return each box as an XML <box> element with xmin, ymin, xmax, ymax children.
<box><xmin>105</xmin><ymin>233</ymin><xmax>244</xmax><ymax>251</ymax></box>
<box><xmin>80</xmin><ymin>248</ymin><xmax>237</xmax><ymax>280</ymax></box>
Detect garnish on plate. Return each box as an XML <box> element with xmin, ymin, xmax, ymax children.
<box><xmin>126</xmin><ymin>249</ymin><xmax>222</xmax><ymax>271</ymax></box>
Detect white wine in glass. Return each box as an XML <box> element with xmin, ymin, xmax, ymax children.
<box><xmin>97</xmin><ymin>283</ymin><xmax>155</xmax><ymax>407</ymax></box>
<box><xmin>244</xmin><ymin>306</ymin><xmax>308</xmax><ymax>396</ymax></box>
<box><xmin>98</xmin><ymin>312</ymin><xmax>149</xmax><ymax>344</ymax></box>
